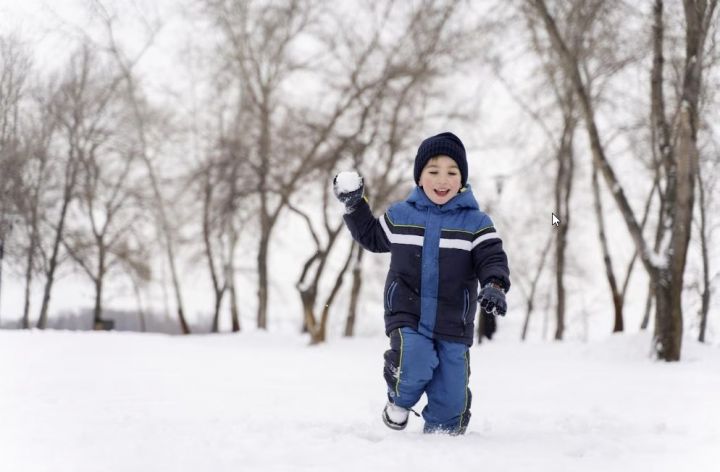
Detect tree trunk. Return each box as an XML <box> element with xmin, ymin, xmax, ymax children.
<box><xmin>256</xmin><ymin>99</ymin><xmax>271</xmax><ymax>330</ymax></box>
<box><xmin>311</xmin><ymin>243</ymin><xmax>355</xmax><ymax>344</ymax></box>
<box><xmin>202</xmin><ymin>167</ymin><xmax>226</xmax><ymax>333</ymax></box>
<box><xmin>257</xmin><ymin>232</ymin><xmax>270</xmax><ymax>330</ymax></box>
<box><xmin>300</xmin><ymin>287</ymin><xmax>317</xmax><ymax>340</ymax></box>
<box><xmin>22</xmin><ymin>244</ymin><xmax>34</xmax><ymax>329</ymax></box>
<box><xmin>255</xmin><ymin>190</ymin><xmax>281</xmax><ymax>333</ymax></box>
<box><xmin>211</xmin><ymin>293</ymin><xmax>223</xmax><ymax>333</ymax></box>
<box><xmin>227</xmin><ymin>229</ymin><xmax>241</xmax><ymax>332</ymax></box>
<box><xmin>22</xmin><ymin>144</ymin><xmax>48</xmax><ymax>330</ymax></box>
<box><xmin>653</xmin><ymin>106</ymin><xmax>697</xmax><ymax>360</ymax></box>
<box><xmin>697</xmin><ymin>171</ymin><xmax>710</xmax><ymax>342</ymax></box>
<box><xmin>168</xmin><ymin>243</ymin><xmax>190</xmax><ymax>334</ymax></box>
<box><xmin>229</xmin><ymin>278</ymin><xmax>240</xmax><ymax>332</ymax></box>
<box><xmin>92</xmin><ymin>244</ymin><xmax>107</xmax><ymax>329</ymax></box>
<box><xmin>37</xmin><ymin>160</ymin><xmax>78</xmax><ymax>329</ymax></box>
<box><xmin>554</xmin><ymin>209</ymin><xmax>566</xmax><ymax>340</ymax></box>
<box><xmin>344</xmin><ymin>245</ymin><xmax>364</xmax><ymax>337</ymax></box>
<box><xmin>22</xmin><ymin>202</ymin><xmax>40</xmax><ymax>329</ymax></box>
<box><xmin>640</xmin><ymin>281</ymin><xmax>654</xmax><ymax>330</ymax></box>
<box><xmin>522</xmin><ymin>234</ymin><xmax>553</xmax><ymax>341</ymax></box>
<box><xmin>654</xmin><ymin>270</ymin><xmax>682</xmax><ymax>361</ymax></box>
<box><xmin>554</xmin><ymin>113</ymin><xmax>574</xmax><ymax>341</ymax></box>
<box><xmin>592</xmin><ymin>166</ymin><xmax>624</xmax><ymax>332</ymax></box>
<box><xmin>291</xmin><ymin>198</ymin><xmax>345</xmax><ymax>342</ymax></box>
<box><xmin>139</xmin><ymin>134</ymin><xmax>188</xmax><ymax>335</ymax></box>
<box><xmin>521</xmin><ymin>298</ymin><xmax>534</xmax><ymax>341</ymax></box>
<box><xmin>93</xmin><ymin>276</ymin><xmax>104</xmax><ymax>329</ymax></box>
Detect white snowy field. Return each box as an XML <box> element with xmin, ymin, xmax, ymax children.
<box><xmin>1</xmin><ymin>330</ymin><xmax>719</xmax><ymax>472</ymax></box>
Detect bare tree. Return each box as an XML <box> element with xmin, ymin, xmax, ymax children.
<box><xmin>19</xmin><ymin>97</ymin><xmax>57</xmax><ymax>329</ymax></box>
<box><xmin>34</xmin><ymin>43</ymin><xmax>142</xmax><ymax>329</ymax></box>
<box><xmin>523</xmin><ymin>0</ymin><xmax>656</xmax><ymax>338</ymax></box>
<box><xmin>36</xmin><ymin>46</ymin><xmax>105</xmax><ymax>329</ymax></box>
<box><xmin>195</xmin><ymin>143</ymin><xmax>252</xmax><ymax>333</ymax></box>
<box><xmin>519</xmin><ymin>234</ymin><xmax>553</xmax><ymax>341</ymax></box>
<box><xmin>0</xmin><ymin>35</ymin><xmax>32</xmax><ymax>322</ymax></box>
<box><xmin>343</xmin><ymin>246</ymin><xmax>365</xmax><ymax>337</ymax></box>
<box><xmin>695</xmin><ymin>165</ymin><xmax>711</xmax><ymax>341</ymax></box>
<box><xmin>35</xmin><ymin>126</ymin><xmax>79</xmax><ymax>330</ymax></box>
<box><xmin>291</xmin><ymin>186</ymin><xmax>346</xmax><ymax>343</ymax></box>
<box><xmin>87</xmin><ymin>0</ymin><xmax>192</xmax><ymax>334</ymax></box>
<box><xmin>199</xmin><ymin>0</ymin><xmax>317</xmax><ymax>329</ymax></box>
<box><xmin>529</xmin><ymin>0</ymin><xmax>718</xmax><ymax>360</ymax></box>
<box><xmin>292</xmin><ymin>193</ymin><xmax>353</xmax><ymax>343</ymax></box>
<box><xmin>203</xmin><ymin>0</ymin><xmax>423</xmax><ymax>330</ymax></box>
<box><xmin>490</xmin><ymin>52</ymin><xmax>569</xmax><ymax>341</ymax></box>
<box><xmin>552</xmin><ymin>91</ymin><xmax>576</xmax><ymax>340</ymax></box>
<box><xmin>62</xmin><ymin>99</ymin><xmax>147</xmax><ymax>330</ymax></box>
<box><xmin>695</xmin><ymin>15</ymin><xmax>720</xmax><ymax>342</ymax></box>
<box><xmin>199</xmin><ymin>162</ymin><xmax>228</xmax><ymax>332</ymax></box>
<box><xmin>695</xmin><ymin>117</ymin><xmax>720</xmax><ymax>342</ymax></box>
<box><xmin>493</xmin><ymin>20</ymin><xmax>577</xmax><ymax>340</ymax></box>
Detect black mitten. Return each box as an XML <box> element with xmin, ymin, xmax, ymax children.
<box><xmin>478</xmin><ymin>282</ymin><xmax>507</xmax><ymax>316</ymax></box>
<box><xmin>332</xmin><ymin>172</ymin><xmax>364</xmax><ymax>212</ymax></box>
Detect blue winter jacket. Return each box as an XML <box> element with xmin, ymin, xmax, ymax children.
<box><xmin>344</xmin><ymin>185</ymin><xmax>510</xmax><ymax>345</ymax></box>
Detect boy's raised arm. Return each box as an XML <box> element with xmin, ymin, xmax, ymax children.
<box><xmin>333</xmin><ymin>172</ymin><xmax>391</xmax><ymax>253</ymax></box>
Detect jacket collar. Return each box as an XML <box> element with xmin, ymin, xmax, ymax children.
<box><xmin>406</xmin><ymin>184</ymin><xmax>479</xmax><ymax>212</ymax></box>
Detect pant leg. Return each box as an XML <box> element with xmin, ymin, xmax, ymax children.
<box><xmin>383</xmin><ymin>327</ymin><xmax>438</xmax><ymax>409</ymax></box>
<box><xmin>422</xmin><ymin>339</ymin><xmax>471</xmax><ymax>434</ymax></box>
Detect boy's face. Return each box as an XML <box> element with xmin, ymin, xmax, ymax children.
<box><xmin>418</xmin><ymin>155</ymin><xmax>462</xmax><ymax>205</ymax></box>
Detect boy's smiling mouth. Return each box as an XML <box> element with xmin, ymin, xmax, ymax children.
<box><xmin>434</xmin><ymin>189</ymin><xmax>450</xmax><ymax>197</ymax></box>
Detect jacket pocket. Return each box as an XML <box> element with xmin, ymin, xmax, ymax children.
<box><xmin>385</xmin><ymin>280</ymin><xmax>399</xmax><ymax>312</ymax></box>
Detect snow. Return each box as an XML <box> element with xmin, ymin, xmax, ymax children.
<box><xmin>648</xmin><ymin>250</ymin><xmax>669</xmax><ymax>270</ymax></box>
<box><xmin>1</xmin><ymin>330</ymin><xmax>719</xmax><ymax>472</ymax></box>
<box><xmin>648</xmin><ymin>230</ymin><xmax>672</xmax><ymax>269</ymax></box>
<box><xmin>335</xmin><ymin>171</ymin><xmax>362</xmax><ymax>193</ymax></box>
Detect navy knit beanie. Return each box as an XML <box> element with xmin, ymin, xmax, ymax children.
<box><xmin>414</xmin><ymin>132</ymin><xmax>468</xmax><ymax>188</ymax></box>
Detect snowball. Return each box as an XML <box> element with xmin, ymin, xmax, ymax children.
<box><xmin>335</xmin><ymin>171</ymin><xmax>362</xmax><ymax>193</ymax></box>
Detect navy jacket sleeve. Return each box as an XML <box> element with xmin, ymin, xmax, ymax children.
<box><xmin>342</xmin><ymin>199</ymin><xmax>391</xmax><ymax>253</ymax></box>
<box><xmin>471</xmin><ymin>218</ymin><xmax>510</xmax><ymax>291</ymax></box>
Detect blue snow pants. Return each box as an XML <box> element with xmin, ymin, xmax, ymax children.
<box><xmin>383</xmin><ymin>327</ymin><xmax>472</xmax><ymax>434</ymax></box>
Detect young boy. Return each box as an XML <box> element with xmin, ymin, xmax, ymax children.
<box><xmin>333</xmin><ymin>132</ymin><xmax>510</xmax><ymax>435</ymax></box>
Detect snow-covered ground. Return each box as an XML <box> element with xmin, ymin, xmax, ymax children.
<box><xmin>1</xmin><ymin>330</ymin><xmax>719</xmax><ymax>472</ymax></box>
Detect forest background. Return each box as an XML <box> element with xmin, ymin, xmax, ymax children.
<box><xmin>1</xmin><ymin>0</ymin><xmax>719</xmax><ymax>362</ymax></box>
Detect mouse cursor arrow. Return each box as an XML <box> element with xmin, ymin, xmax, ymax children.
<box><xmin>552</xmin><ymin>213</ymin><xmax>560</xmax><ymax>227</ymax></box>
